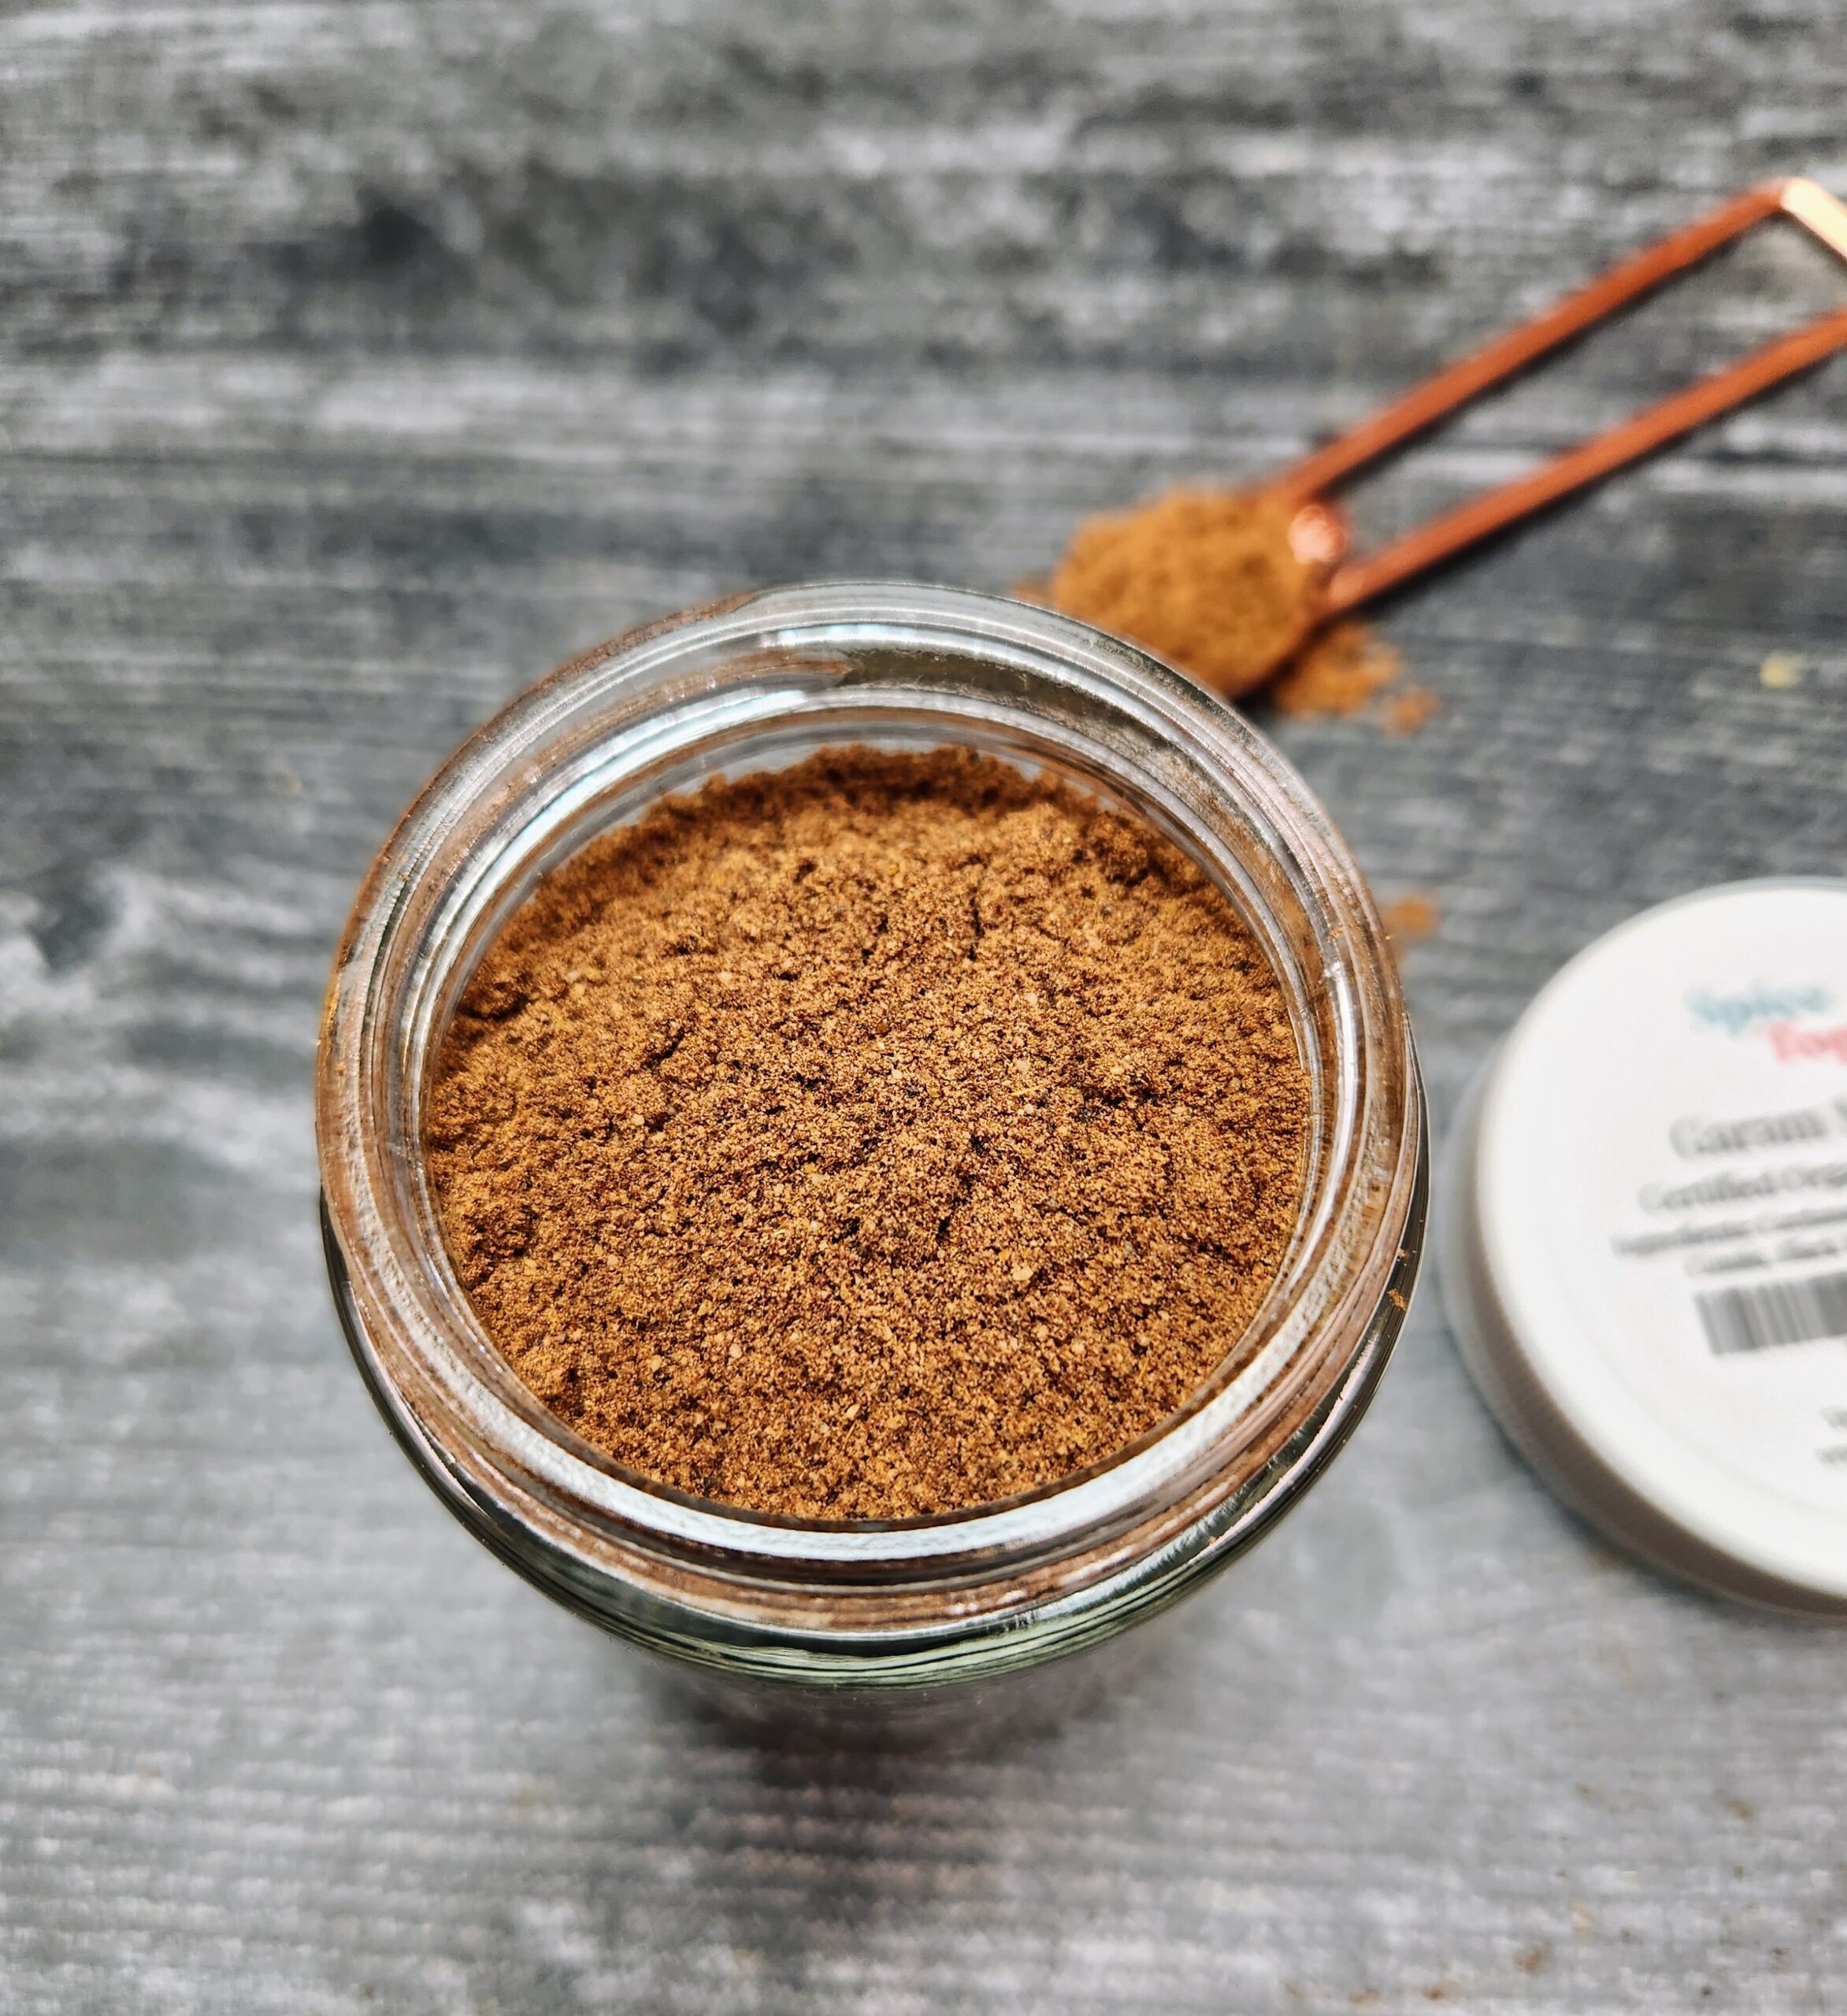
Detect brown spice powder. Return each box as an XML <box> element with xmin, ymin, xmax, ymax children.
<box><xmin>1381</xmin><ymin>686</ymin><xmax>1440</xmax><ymax>737</ymax></box>
<box><xmin>1040</xmin><ymin>487</ymin><xmax>1431</xmax><ymax>730</ymax></box>
<box><xmin>1268</xmin><ymin>622</ymin><xmax>1404</xmax><ymax>720</ymax></box>
<box><xmin>426</xmin><ymin>747</ymin><xmax>1309</xmax><ymax>1520</ymax></box>
<box><xmin>1378</xmin><ymin>893</ymin><xmax>1440</xmax><ymax>947</ymax></box>
<box><xmin>1046</xmin><ymin>488</ymin><xmax>1320</xmax><ymax>699</ymax></box>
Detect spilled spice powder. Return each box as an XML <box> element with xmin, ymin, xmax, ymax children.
<box><xmin>426</xmin><ymin>747</ymin><xmax>1309</xmax><ymax>1520</ymax></box>
<box><xmin>1378</xmin><ymin>893</ymin><xmax>1441</xmax><ymax>949</ymax></box>
<box><xmin>1381</xmin><ymin>686</ymin><xmax>1440</xmax><ymax>737</ymax></box>
<box><xmin>1270</xmin><ymin>623</ymin><xmax>1404</xmax><ymax>720</ymax></box>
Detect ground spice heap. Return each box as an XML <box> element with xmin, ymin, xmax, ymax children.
<box><xmin>1040</xmin><ymin>484</ymin><xmax>1419</xmax><ymax>723</ymax></box>
<box><xmin>1047</xmin><ymin>487</ymin><xmax>1322</xmax><ymax>698</ymax></box>
<box><xmin>426</xmin><ymin>747</ymin><xmax>1309</xmax><ymax>1521</ymax></box>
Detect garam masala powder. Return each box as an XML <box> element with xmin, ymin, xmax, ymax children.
<box><xmin>1039</xmin><ymin>485</ymin><xmax>1415</xmax><ymax>721</ymax></box>
<box><xmin>426</xmin><ymin>746</ymin><xmax>1309</xmax><ymax>1520</ymax></box>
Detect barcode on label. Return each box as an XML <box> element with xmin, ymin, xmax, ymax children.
<box><xmin>1696</xmin><ymin>1271</ymin><xmax>1847</xmax><ymax>1356</ymax></box>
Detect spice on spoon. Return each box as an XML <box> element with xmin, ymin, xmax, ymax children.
<box><xmin>1046</xmin><ymin>487</ymin><xmax>1322</xmax><ymax>700</ymax></box>
<box><xmin>425</xmin><ymin>747</ymin><xmax>1309</xmax><ymax>1520</ymax></box>
<box><xmin>1039</xmin><ymin>180</ymin><xmax>1847</xmax><ymax>706</ymax></box>
<box><xmin>1037</xmin><ymin>487</ymin><xmax>1409</xmax><ymax>720</ymax></box>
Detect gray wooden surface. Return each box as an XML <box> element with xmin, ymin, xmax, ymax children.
<box><xmin>3</xmin><ymin>3</ymin><xmax>1845</xmax><ymax>2010</ymax></box>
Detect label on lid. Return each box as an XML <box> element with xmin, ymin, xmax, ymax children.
<box><xmin>1474</xmin><ymin>880</ymin><xmax>1847</xmax><ymax>1595</ymax></box>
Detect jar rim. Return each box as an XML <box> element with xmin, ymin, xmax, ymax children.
<box><xmin>317</xmin><ymin>582</ymin><xmax>1422</xmax><ymax>1603</ymax></box>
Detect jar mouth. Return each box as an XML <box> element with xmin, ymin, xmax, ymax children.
<box><xmin>318</xmin><ymin>584</ymin><xmax>1420</xmax><ymax>1588</ymax></box>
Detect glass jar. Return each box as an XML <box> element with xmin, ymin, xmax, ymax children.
<box><xmin>317</xmin><ymin>584</ymin><xmax>1425</xmax><ymax>1713</ymax></box>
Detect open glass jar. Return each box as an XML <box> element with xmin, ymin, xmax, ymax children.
<box><xmin>317</xmin><ymin>584</ymin><xmax>1424</xmax><ymax>1707</ymax></box>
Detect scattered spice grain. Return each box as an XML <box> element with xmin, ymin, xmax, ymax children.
<box><xmin>1379</xmin><ymin>894</ymin><xmax>1441</xmax><ymax>948</ymax></box>
<box><xmin>1758</xmin><ymin>650</ymin><xmax>1805</xmax><ymax>691</ymax></box>
<box><xmin>1381</xmin><ymin>687</ymin><xmax>1440</xmax><ymax>737</ymax></box>
<box><xmin>426</xmin><ymin>747</ymin><xmax>1309</xmax><ymax>1520</ymax></box>
<box><xmin>1270</xmin><ymin>623</ymin><xmax>1404</xmax><ymax>720</ymax></box>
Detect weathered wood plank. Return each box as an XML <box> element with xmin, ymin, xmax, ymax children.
<box><xmin>2</xmin><ymin>1</ymin><xmax>1845</xmax><ymax>2010</ymax></box>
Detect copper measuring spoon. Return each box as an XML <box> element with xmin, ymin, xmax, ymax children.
<box><xmin>1074</xmin><ymin>177</ymin><xmax>1847</xmax><ymax>694</ymax></box>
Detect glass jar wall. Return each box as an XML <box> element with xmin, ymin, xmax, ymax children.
<box><xmin>317</xmin><ymin>584</ymin><xmax>1425</xmax><ymax>1702</ymax></box>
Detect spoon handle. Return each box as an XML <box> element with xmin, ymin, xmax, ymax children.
<box><xmin>1277</xmin><ymin>177</ymin><xmax>1847</xmax><ymax>614</ymax></box>
<box><xmin>1324</xmin><ymin>299</ymin><xmax>1847</xmax><ymax>617</ymax></box>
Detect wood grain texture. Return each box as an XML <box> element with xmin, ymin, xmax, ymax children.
<box><xmin>2</xmin><ymin>2</ymin><xmax>1845</xmax><ymax>2010</ymax></box>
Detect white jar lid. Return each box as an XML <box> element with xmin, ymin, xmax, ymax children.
<box><xmin>1438</xmin><ymin>879</ymin><xmax>1847</xmax><ymax>1613</ymax></box>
